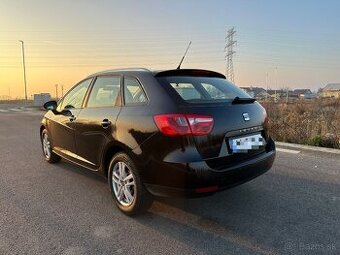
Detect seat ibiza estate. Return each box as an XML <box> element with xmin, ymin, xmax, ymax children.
<box><xmin>40</xmin><ymin>68</ymin><xmax>276</xmax><ymax>215</ymax></box>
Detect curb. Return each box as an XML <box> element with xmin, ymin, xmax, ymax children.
<box><xmin>276</xmin><ymin>141</ymin><xmax>340</xmax><ymax>155</ymax></box>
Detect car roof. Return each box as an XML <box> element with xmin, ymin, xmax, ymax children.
<box><xmin>87</xmin><ymin>68</ymin><xmax>226</xmax><ymax>79</ymax></box>
<box><xmin>87</xmin><ymin>68</ymin><xmax>151</xmax><ymax>78</ymax></box>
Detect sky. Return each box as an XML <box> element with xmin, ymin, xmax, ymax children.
<box><xmin>1</xmin><ymin>0</ymin><xmax>340</xmax><ymax>98</ymax></box>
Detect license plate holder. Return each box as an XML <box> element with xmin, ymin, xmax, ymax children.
<box><xmin>229</xmin><ymin>133</ymin><xmax>266</xmax><ymax>153</ymax></box>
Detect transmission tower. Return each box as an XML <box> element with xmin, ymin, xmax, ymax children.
<box><xmin>225</xmin><ymin>27</ymin><xmax>237</xmax><ymax>83</ymax></box>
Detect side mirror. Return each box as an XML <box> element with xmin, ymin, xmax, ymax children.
<box><xmin>61</xmin><ymin>109</ymin><xmax>72</xmax><ymax>116</ymax></box>
<box><xmin>43</xmin><ymin>100</ymin><xmax>57</xmax><ymax>111</ymax></box>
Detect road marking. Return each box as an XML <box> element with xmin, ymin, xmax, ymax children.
<box><xmin>277</xmin><ymin>147</ymin><xmax>300</xmax><ymax>154</ymax></box>
<box><xmin>0</xmin><ymin>108</ymin><xmax>43</xmax><ymax>115</ymax></box>
<box><xmin>9</xmin><ymin>108</ymin><xmax>22</xmax><ymax>112</ymax></box>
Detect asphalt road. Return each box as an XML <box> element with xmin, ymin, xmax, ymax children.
<box><xmin>0</xmin><ymin>110</ymin><xmax>339</xmax><ymax>255</ymax></box>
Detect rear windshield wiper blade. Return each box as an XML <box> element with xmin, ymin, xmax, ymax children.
<box><xmin>232</xmin><ymin>96</ymin><xmax>256</xmax><ymax>104</ymax></box>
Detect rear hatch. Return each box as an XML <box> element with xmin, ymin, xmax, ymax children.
<box><xmin>156</xmin><ymin>70</ymin><xmax>268</xmax><ymax>163</ymax></box>
<box><xmin>179</xmin><ymin>102</ymin><xmax>267</xmax><ymax>159</ymax></box>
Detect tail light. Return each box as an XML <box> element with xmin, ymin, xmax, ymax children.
<box><xmin>153</xmin><ymin>114</ymin><xmax>214</xmax><ymax>136</ymax></box>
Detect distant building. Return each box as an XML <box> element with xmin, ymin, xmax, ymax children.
<box><xmin>240</xmin><ymin>87</ymin><xmax>268</xmax><ymax>99</ymax></box>
<box><xmin>288</xmin><ymin>91</ymin><xmax>299</xmax><ymax>99</ymax></box>
<box><xmin>321</xmin><ymin>83</ymin><xmax>340</xmax><ymax>98</ymax></box>
<box><xmin>256</xmin><ymin>91</ymin><xmax>270</xmax><ymax>99</ymax></box>
<box><xmin>267</xmin><ymin>89</ymin><xmax>287</xmax><ymax>97</ymax></box>
<box><xmin>294</xmin><ymin>89</ymin><xmax>312</xmax><ymax>95</ymax></box>
<box><xmin>302</xmin><ymin>93</ymin><xmax>316</xmax><ymax>99</ymax></box>
<box><xmin>293</xmin><ymin>89</ymin><xmax>316</xmax><ymax>99</ymax></box>
<box><xmin>33</xmin><ymin>93</ymin><xmax>51</xmax><ymax>107</ymax></box>
<box><xmin>240</xmin><ymin>86</ymin><xmax>319</xmax><ymax>101</ymax></box>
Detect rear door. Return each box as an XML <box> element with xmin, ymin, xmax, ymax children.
<box><xmin>73</xmin><ymin>76</ymin><xmax>122</xmax><ymax>170</ymax></box>
<box><xmin>49</xmin><ymin>78</ymin><xmax>92</xmax><ymax>157</ymax></box>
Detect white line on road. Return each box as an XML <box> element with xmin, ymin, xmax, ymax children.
<box><xmin>0</xmin><ymin>109</ymin><xmax>9</xmax><ymax>112</ymax></box>
<box><xmin>276</xmin><ymin>147</ymin><xmax>301</xmax><ymax>154</ymax></box>
<box><xmin>9</xmin><ymin>108</ymin><xmax>22</xmax><ymax>112</ymax></box>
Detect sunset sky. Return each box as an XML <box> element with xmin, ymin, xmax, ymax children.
<box><xmin>1</xmin><ymin>0</ymin><xmax>340</xmax><ymax>98</ymax></box>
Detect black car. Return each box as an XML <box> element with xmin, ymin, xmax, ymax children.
<box><xmin>41</xmin><ymin>68</ymin><xmax>276</xmax><ymax>215</ymax></box>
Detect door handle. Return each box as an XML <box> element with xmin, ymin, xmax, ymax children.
<box><xmin>69</xmin><ymin>115</ymin><xmax>76</xmax><ymax>122</ymax></box>
<box><xmin>101</xmin><ymin>119</ymin><xmax>112</xmax><ymax>129</ymax></box>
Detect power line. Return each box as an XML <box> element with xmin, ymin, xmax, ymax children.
<box><xmin>225</xmin><ymin>27</ymin><xmax>237</xmax><ymax>83</ymax></box>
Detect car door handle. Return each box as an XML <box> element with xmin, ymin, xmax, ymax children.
<box><xmin>101</xmin><ymin>119</ymin><xmax>111</xmax><ymax>129</ymax></box>
<box><xmin>69</xmin><ymin>115</ymin><xmax>76</xmax><ymax>122</ymax></box>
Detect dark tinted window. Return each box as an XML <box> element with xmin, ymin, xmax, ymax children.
<box><xmin>124</xmin><ymin>77</ymin><xmax>147</xmax><ymax>104</ymax></box>
<box><xmin>158</xmin><ymin>76</ymin><xmax>251</xmax><ymax>103</ymax></box>
<box><xmin>87</xmin><ymin>77</ymin><xmax>120</xmax><ymax>108</ymax></box>
<box><xmin>59</xmin><ymin>79</ymin><xmax>92</xmax><ymax>110</ymax></box>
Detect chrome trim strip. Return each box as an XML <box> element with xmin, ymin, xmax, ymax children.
<box><xmin>53</xmin><ymin>148</ymin><xmax>99</xmax><ymax>172</ymax></box>
<box><xmin>53</xmin><ymin>149</ymin><xmax>99</xmax><ymax>172</ymax></box>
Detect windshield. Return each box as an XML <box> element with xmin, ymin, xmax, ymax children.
<box><xmin>157</xmin><ymin>76</ymin><xmax>252</xmax><ymax>103</ymax></box>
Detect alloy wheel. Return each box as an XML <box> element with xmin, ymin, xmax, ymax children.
<box><xmin>111</xmin><ymin>161</ymin><xmax>136</xmax><ymax>207</ymax></box>
<box><xmin>42</xmin><ymin>133</ymin><xmax>51</xmax><ymax>159</ymax></box>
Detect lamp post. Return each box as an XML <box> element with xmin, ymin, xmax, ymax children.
<box><xmin>19</xmin><ymin>40</ymin><xmax>28</xmax><ymax>101</ymax></box>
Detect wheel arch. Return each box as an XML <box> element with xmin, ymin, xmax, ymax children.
<box><xmin>40</xmin><ymin>125</ymin><xmax>46</xmax><ymax>140</ymax></box>
<box><xmin>40</xmin><ymin>117</ymin><xmax>49</xmax><ymax>139</ymax></box>
<box><xmin>102</xmin><ymin>142</ymin><xmax>131</xmax><ymax>178</ymax></box>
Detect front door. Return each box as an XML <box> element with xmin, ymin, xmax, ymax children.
<box><xmin>49</xmin><ymin>78</ymin><xmax>92</xmax><ymax>159</ymax></box>
<box><xmin>74</xmin><ymin>76</ymin><xmax>122</xmax><ymax>170</ymax></box>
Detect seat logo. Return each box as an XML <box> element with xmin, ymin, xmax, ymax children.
<box><xmin>242</xmin><ymin>112</ymin><xmax>250</xmax><ymax>121</ymax></box>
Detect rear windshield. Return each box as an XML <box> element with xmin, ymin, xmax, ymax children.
<box><xmin>157</xmin><ymin>76</ymin><xmax>252</xmax><ymax>103</ymax></box>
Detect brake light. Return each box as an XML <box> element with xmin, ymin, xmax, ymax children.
<box><xmin>153</xmin><ymin>114</ymin><xmax>214</xmax><ymax>136</ymax></box>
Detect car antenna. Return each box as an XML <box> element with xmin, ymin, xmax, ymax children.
<box><xmin>177</xmin><ymin>41</ymin><xmax>192</xmax><ymax>69</ymax></box>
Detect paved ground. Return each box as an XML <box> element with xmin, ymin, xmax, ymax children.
<box><xmin>0</xmin><ymin>102</ymin><xmax>41</xmax><ymax>114</ymax></box>
<box><xmin>0</xmin><ymin>110</ymin><xmax>339</xmax><ymax>255</ymax></box>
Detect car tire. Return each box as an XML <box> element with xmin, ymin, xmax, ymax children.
<box><xmin>41</xmin><ymin>129</ymin><xmax>61</xmax><ymax>163</ymax></box>
<box><xmin>108</xmin><ymin>152</ymin><xmax>153</xmax><ymax>215</ymax></box>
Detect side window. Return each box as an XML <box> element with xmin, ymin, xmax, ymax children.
<box><xmin>87</xmin><ymin>76</ymin><xmax>121</xmax><ymax>108</ymax></box>
<box><xmin>59</xmin><ymin>79</ymin><xmax>92</xmax><ymax>110</ymax></box>
<box><xmin>124</xmin><ymin>78</ymin><xmax>147</xmax><ymax>104</ymax></box>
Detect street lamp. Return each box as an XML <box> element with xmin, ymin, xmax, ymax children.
<box><xmin>19</xmin><ymin>40</ymin><xmax>28</xmax><ymax>101</ymax></box>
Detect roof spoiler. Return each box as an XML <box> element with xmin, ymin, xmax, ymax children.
<box><xmin>154</xmin><ymin>69</ymin><xmax>226</xmax><ymax>79</ymax></box>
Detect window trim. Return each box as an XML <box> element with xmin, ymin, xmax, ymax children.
<box><xmin>122</xmin><ymin>75</ymin><xmax>149</xmax><ymax>106</ymax></box>
<box><xmin>83</xmin><ymin>75</ymin><xmax>123</xmax><ymax>109</ymax></box>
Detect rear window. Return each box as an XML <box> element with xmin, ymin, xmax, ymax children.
<box><xmin>157</xmin><ymin>76</ymin><xmax>252</xmax><ymax>103</ymax></box>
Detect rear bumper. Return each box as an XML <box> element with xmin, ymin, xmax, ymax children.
<box><xmin>144</xmin><ymin>138</ymin><xmax>276</xmax><ymax>197</ymax></box>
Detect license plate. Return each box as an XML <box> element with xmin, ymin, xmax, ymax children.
<box><xmin>229</xmin><ymin>133</ymin><xmax>266</xmax><ymax>153</ymax></box>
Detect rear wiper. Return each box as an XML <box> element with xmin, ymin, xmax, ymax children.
<box><xmin>232</xmin><ymin>96</ymin><xmax>256</xmax><ymax>104</ymax></box>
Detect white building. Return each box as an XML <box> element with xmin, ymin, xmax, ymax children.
<box><xmin>33</xmin><ymin>93</ymin><xmax>51</xmax><ymax>107</ymax></box>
